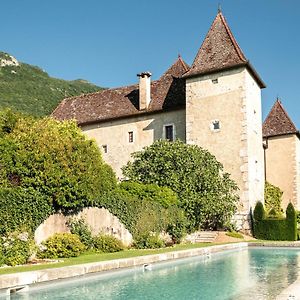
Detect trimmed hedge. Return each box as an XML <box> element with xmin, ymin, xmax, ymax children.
<box><xmin>253</xmin><ymin>202</ymin><xmax>297</xmax><ymax>241</ymax></box>
<box><xmin>0</xmin><ymin>187</ymin><xmax>53</xmax><ymax>234</ymax></box>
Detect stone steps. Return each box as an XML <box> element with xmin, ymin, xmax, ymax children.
<box><xmin>185</xmin><ymin>231</ymin><xmax>218</xmax><ymax>243</ymax></box>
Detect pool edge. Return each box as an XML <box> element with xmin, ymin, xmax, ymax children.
<box><xmin>0</xmin><ymin>242</ymin><xmax>248</xmax><ymax>293</ymax></box>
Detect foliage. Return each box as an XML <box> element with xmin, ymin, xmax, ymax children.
<box><xmin>264</xmin><ymin>182</ymin><xmax>283</xmax><ymax>215</ymax></box>
<box><xmin>0</xmin><ymin>52</ymin><xmax>102</xmax><ymax>117</ymax></box>
<box><xmin>253</xmin><ymin>201</ymin><xmax>265</xmax><ymax>221</ymax></box>
<box><xmin>93</xmin><ymin>234</ymin><xmax>125</xmax><ymax>253</ymax></box>
<box><xmin>133</xmin><ymin>233</ymin><xmax>165</xmax><ymax>249</ymax></box>
<box><xmin>96</xmin><ymin>190</ymin><xmax>187</xmax><ymax>245</ymax></box>
<box><xmin>119</xmin><ymin>181</ymin><xmax>178</xmax><ymax>208</ymax></box>
<box><xmin>225</xmin><ymin>231</ymin><xmax>244</xmax><ymax>239</ymax></box>
<box><xmin>68</xmin><ymin>218</ymin><xmax>94</xmax><ymax>249</ymax></box>
<box><xmin>122</xmin><ymin>140</ymin><xmax>239</xmax><ymax>230</ymax></box>
<box><xmin>286</xmin><ymin>203</ymin><xmax>297</xmax><ymax>241</ymax></box>
<box><xmin>0</xmin><ymin>187</ymin><xmax>53</xmax><ymax>235</ymax></box>
<box><xmin>253</xmin><ymin>202</ymin><xmax>297</xmax><ymax>241</ymax></box>
<box><xmin>0</xmin><ymin>114</ymin><xmax>110</xmax><ymax>209</ymax></box>
<box><xmin>0</xmin><ymin>108</ymin><xmax>23</xmax><ymax>137</ymax></box>
<box><xmin>1</xmin><ymin>231</ymin><xmax>34</xmax><ymax>266</ymax></box>
<box><xmin>37</xmin><ymin>233</ymin><xmax>86</xmax><ymax>258</ymax></box>
<box><xmin>165</xmin><ymin>207</ymin><xmax>187</xmax><ymax>243</ymax></box>
<box><xmin>99</xmin><ymin>164</ymin><xmax>117</xmax><ymax>192</ymax></box>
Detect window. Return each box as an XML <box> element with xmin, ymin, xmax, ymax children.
<box><xmin>210</xmin><ymin>120</ymin><xmax>220</xmax><ymax>132</ymax></box>
<box><xmin>102</xmin><ymin>145</ymin><xmax>108</xmax><ymax>153</ymax></box>
<box><xmin>213</xmin><ymin>120</ymin><xmax>220</xmax><ymax>130</ymax></box>
<box><xmin>128</xmin><ymin>131</ymin><xmax>134</xmax><ymax>143</ymax></box>
<box><xmin>165</xmin><ymin>125</ymin><xmax>174</xmax><ymax>141</ymax></box>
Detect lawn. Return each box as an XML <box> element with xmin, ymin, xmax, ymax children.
<box><xmin>0</xmin><ymin>242</ymin><xmax>224</xmax><ymax>276</ymax></box>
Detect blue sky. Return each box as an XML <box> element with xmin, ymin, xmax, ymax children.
<box><xmin>0</xmin><ymin>0</ymin><xmax>299</xmax><ymax>127</ymax></box>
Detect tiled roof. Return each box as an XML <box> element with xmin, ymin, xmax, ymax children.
<box><xmin>263</xmin><ymin>99</ymin><xmax>298</xmax><ymax>137</ymax></box>
<box><xmin>52</xmin><ymin>57</ymin><xmax>189</xmax><ymax>125</ymax></box>
<box><xmin>183</xmin><ymin>12</ymin><xmax>265</xmax><ymax>88</ymax></box>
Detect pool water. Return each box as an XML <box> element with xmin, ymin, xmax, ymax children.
<box><xmin>9</xmin><ymin>247</ymin><xmax>300</xmax><ymax>299</ymax></box>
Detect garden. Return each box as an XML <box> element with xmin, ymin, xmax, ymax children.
<box><xmin>0</xmin><ymin>109</ymin><xmax>298</xmax><ymax>270</ymax></box>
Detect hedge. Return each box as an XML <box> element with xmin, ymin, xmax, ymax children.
<box><xmin>96</xmin><ymin>189</ymin><xmax>187</xmax><ymax>243</ymax></box>
<box><xmin>253</xmin><ymin>202</ymin><xmax>297</xmax><ymax>241</ymax></box>
<box><xmin>0</xmin><ymin>187</ymin><xmax>53</xmax><ymax>234</ymax></box>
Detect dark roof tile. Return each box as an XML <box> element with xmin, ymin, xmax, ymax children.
<box><xmin>52</xmin><ymin>57</ymin><xmax>189</xmax><ymax>125</ymax></box>
<box><xmin>263</xmin><ymin>99</ymin><xmax>298</xmax><ymax>137</ymax></box>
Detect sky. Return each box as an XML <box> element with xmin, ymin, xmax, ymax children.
<box><xmin>0</xmin><ymin>0</ymin><xmax>299</xmax><ymax>127</ymax></box>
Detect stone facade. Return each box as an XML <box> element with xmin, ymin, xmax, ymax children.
<box><xmin>264</xmin><ymin>134</ymin><xmax>300</xmax><ymax>209</ymax></box>
<box><xmin>82</xmin><ymin>109</ymin><xmax>186</xmax><ymax>179</ymax></box>
<box><xmin>186</xmin><ymin>67</ymin><xmax>264</xmax><ymax>231</ymax></box>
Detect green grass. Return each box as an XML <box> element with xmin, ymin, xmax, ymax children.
<box><xmin>0</xmin><ymin>243</ymin><xmax>221</xmax><ymax>275</ymax></box>
<box><xmin>225</xmin><ymin>231</ymin><xmax>244</xmax><ymax>239</ymax></box>
<box><xmin>0</xmin><ymin>52</ymin><xmax>103</xmax><ymax>116</ymax></box>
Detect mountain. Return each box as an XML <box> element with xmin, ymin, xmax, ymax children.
<box><xmin>0</xmin><ymin>52</ymin><xmax>103</xmax><ymax>116</ymax></box>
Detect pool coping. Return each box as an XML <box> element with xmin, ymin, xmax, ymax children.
<box><xmin>1</xmin><ymin>241</ymin><xmax>300</xmax><ymax>298</ymax></box>
<box><xmin>0</xmin><ymin>242</ymin><xmax>248</xmax><ymax>294</ymax></box>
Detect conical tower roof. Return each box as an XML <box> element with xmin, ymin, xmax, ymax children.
<box><xmin>184</xmin><ymin>11</ymin><xmax>265</xmax><ymax>88</ymax></box>
<box><xmin>263</xmin><ymin>99</ymin><xmax>298</xmax><ymax>137</ymax></box>
<box><xmin>160</xmin><ymin>55</ymin><xmax>190</xmax><ymax>79</ymax></box>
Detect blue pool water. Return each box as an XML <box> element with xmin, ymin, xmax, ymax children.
<box><xmin>8</xmin><ymin>247</ymin><xmax>300</xmax><ymax>299</ymax></box>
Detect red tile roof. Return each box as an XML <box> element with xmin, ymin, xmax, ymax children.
<box><xmin>52</xmin><ymin>57</ymin><xmax>189</xmax><ymax>125</ymax></box>
<box><xmin>183</xmin><ymin>12</ymin><xmax>265</xmax><ymax>88</ymax></box>
<box><xmin>263</xmin><ymin>99</ymin><xmax>299</xmax><ymax>137</ymax></box>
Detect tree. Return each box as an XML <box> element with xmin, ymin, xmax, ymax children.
<box><xmin>0</xmin><ymin>110</ymin><xmax>114</xmax><ymax>209</ymax></box>
<box><xmin>122</xmin><ymin>140</ymin><xmax>239</xmax><ymax>230</ymax></box>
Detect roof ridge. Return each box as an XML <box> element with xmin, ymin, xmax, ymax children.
<box><xmin>178</xmin><ymin>55</ymin><xmax>190</xmax><ymax>72</ymax></box>
<box><xmin>275</xmin><ymin>99</ymin><xmax>297</xmax><ymax>131</ymax></box>
<box><xmin>218</xmin><ymin>12</ymin><xmax>247</xmax><ymax>62</ymax></box>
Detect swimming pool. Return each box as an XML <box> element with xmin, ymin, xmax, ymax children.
<box><xmin>7</xmin><ymin>247</ymin><xmax>300</xmax><ymax>299</ymax></box>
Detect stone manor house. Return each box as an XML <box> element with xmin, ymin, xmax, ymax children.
<box><xmin>53</xmin><ymin>11</ymin><xmax>300</xmax><ymax>230</ymax></box>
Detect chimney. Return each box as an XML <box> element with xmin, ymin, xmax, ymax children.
<box><xmin>137</xmin><ymin>72</ymin><xmax>151</xmax><ymax>110</ymax></box>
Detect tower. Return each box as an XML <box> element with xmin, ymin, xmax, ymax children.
<box><xmin>184</xmin><ymin>11</ymin><xmax>266</xmax><ymax>231</ymax></box>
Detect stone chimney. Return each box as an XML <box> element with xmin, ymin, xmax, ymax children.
<box><xmin>137</xmin><ymin>72</ymin><xmax>151</xmax><ymax>110</ymax></box>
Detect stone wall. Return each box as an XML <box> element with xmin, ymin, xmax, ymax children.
<box><xmin>34</xmin><ymin>207</ymin><xmax>133</xmax><ymax>246</ymax></box>
<box><xmin>81</xmin><ymin>109</ymin><xmax>186</xmax><ymax>179</ymax></box>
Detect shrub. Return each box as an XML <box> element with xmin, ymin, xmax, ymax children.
<box><xmin>253</xmin><ymin>202</ymin><xmax>297</xmax><ymax>241</ymax></box>
<box><xmin>133</xmin><ymin>233</ymin><xmax>165</xmax><ymax>249</ymax></box>
<box><xmin>264</xmin><ymin>182</ymin><xmax>283</xmax><ymax>215</ymax></box>
<box><xmin>166</xmin><ymin>207</ymin><xmax>187</xmax><ymax>243</ymax></box>
<box><xmin>253</xmin><ymin>201</ymin><xmax>265</xmax><ymax>221</ymax></box>
<box><xmin>0</xmin><ymin>116</ymin><xmax>111</xmax><ymax>210</ymax></box>
<box><xmin>286</xmin><ymin>203</ymin><xmax>297</xmax><ymax>241</ymax></box>
<box><xmin>119</xmin><ymin>181</ymin><xmax>178</xmax><ymax>208</ymax></box>
<box><xmin>68</xmin><ymin>218</ymin><xmax>94</xmax><ymax>249</ymax></box>
<box><xmin>0</xmin><ymin>187</ymin><xmax>53</xmax><ymax>235</ymax></box>
<box><xmin>37</xmin><ymin>233</ymin><xmax>86</xmax><ymax>258</ymax></box>
<box><xmin>97</xmin><ymin>190</ymin><xmax>187</xmax><ymax>245</ymax></box>
<box><xmin>1</xmin><ymin>231</ymin><xmax>34</xmax><ymax>266</ymax></box>
<box><xmin>93</xmin><ymin>234</ymin><xmax>124</xmax><ymax>253</ymax></box>
<box><xmin>122</xmin><ymin>140</ymin><xmax>238</xmax><ymax>230</ymax></box>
